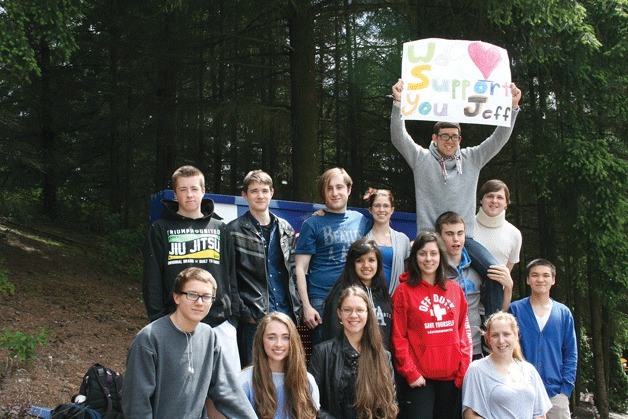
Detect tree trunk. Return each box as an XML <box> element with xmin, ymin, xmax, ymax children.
<box><xmin>289</xmin><ymin>1</ymin><xmax>318</xmax><ymax>202</ymax></box>
<box><xmin>107</xmin><ymin>0</ymin><xmax>122</xmax><ymax>215</ymax></box>
<box><xmin>154</xmin><ymin>15</ymin><xmax>177</xmax><ymax>190</ymax></box>
<box><xmin>588</xmin><ymin>260</ymin><xmax>609</xmax><ymax>418</ymax></box>
<box><xmin>38</xmin><ymin>41</ymin><xmax>57</xmax><ymax>219</ymax></box>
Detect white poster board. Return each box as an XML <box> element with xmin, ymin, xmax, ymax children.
<box><xmin>401</xmin><ymin>38</ymin><xmax>513</xmax><ymax>127</ymax></box>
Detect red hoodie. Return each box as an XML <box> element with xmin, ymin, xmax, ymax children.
<box><xmin>392</xmin><ymin>272</ymin><xmax>472</xmax><ymax>388</ymax></box>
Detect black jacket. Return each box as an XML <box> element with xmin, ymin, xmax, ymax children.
<box><xmin>142</xmin><ymin>198</ymin><xmax>239</xmax><ymax>327</ymax></box>
<box><xmin>309</xmin><ymin>334</ymin><xmax>394</xmax><ymax>419</ymax></box>
<box><xmin>322</xmin><ymin>279</ymin><xmax>393</xmax><ymax>349</ymax></box>
<box><xmin>227</xmin><ymin>212</ymin><xmax>301</xmax><ymax>323</ymax></box>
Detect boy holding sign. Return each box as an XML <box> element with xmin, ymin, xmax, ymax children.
<box><xmin>390</xmin><ymin>79</ymin><xmax>521</xmax><ymax>317</ymax></box>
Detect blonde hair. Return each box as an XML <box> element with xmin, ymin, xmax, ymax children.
<box><xmin>251</xmin><ymin>313</ymin><xmax>317</xmax><ymax>419</ymax></box>
<box><xmin>483</xmin><ymin>311</ymin><xmax>524</xmax><ymax>361</ymax></box>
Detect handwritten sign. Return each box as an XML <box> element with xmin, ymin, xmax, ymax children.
<box><xmin>401</xmin><ymin>38</ymin><xmax>513</xmax><ymax>127</ymax></box>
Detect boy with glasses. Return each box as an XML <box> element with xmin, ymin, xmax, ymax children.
<box><xmin>123</xmin><ymin>268</ymin><xmax>256</xmax><ymax>418</ymax></box>
<box><xmin>390</xmin><ymin>80</ymin><xmax>522</xmax><ymax>317</ymax></box>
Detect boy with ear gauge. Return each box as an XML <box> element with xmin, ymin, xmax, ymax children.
<box><xmin>390</xmin><ymin>80</ymin><xmax>522</xmax><ymax>317</ymax></box>
<box><xmin>123</xmin><ymin>268</ymin><xmax>257</xmax><ymax>418</ymax></box>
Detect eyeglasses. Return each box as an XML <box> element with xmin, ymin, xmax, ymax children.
<box><xmin>340</xmin><ymin>307</ymin><xmax>368</xmax><ymax>315</ymax></box>
<box><xmin>372</xmin><ymin>203</ymin><xmax>391</xmax><ymax>209</ymax></box>
<box><xmin>437</xmin><ymin>133</ymin><xmax>461</xmax><ymax>142</ymax></box>
<box><xmin>180</xmin><ymin>291</ymin><xmax>216</xmax><ymax>303</ymax></box>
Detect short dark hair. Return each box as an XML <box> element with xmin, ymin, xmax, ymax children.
<box><xmin>172</xmin><ymin>165</ymin><xmax>205</xmax><ymax>190</ymax></box>
<box><xmin>242</xmin><ymin>170</ymin><xmax>273</xmax><ymax>193</ymax></box>
<box><xmin>435</xmin><ymin>211</ymin><xmax>466</xmax><ymax>234</ymax></box>
<box><xmin>433</xmin><ymin>121</ymin><xmax>461</xmax><ymax>135</ymax></box>
<box><xmin>525</xmin><ymin>259</ymin><xmax>556</xmax><ymax>278</ymax></box>
<box><xmin>317</xmin><ymin>168</ymin><xmax>352</xmax><ymax>202</ymax></box>
<box><xmin>479</xmin><ymin>179</ymin><xmax>511</xmax><ymax>204</ymax></box>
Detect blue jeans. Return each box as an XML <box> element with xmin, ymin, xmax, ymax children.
<box><xmin>465</xmin><ymin>237</ymin><xmax>503</xmax><ymax>316</ymax></box>
<box><xmin>238</xmin><ymin>322</ymin><xmax>258</xmax><ymax>368</ymax></box>
<box><xmin>309</xmin><ymin>298</ymin><xmax>325</xmax><ymax>347</ymax></box>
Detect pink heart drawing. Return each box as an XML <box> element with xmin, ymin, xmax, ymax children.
<box><xmin>468</xmin><ymin>42</ymin><xmax>503</xmax><ymax>80</ymax></box>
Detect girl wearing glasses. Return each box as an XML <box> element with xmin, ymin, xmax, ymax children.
<box><xmin>309</xmin><ymin>286</ymin><xmax>398</xmax><ymax>418</ymax></box>
<box><xmin>363</xmin><ymin>188</ymin><xmax>410</xmax><ymax>296</ymax></box>
<box><xmin>321</xmin><ymin>238</ymin><xmax>393</xmax><ymax>348</ymax></box>
<box><xmin>239</xmin><ymin>312</ymin><xmax>319</xmax><ymax>419</ymax></box>
<box><xmin>392</xmin><ymin>232</ymin><xmax>472</xmax><ymax>419</ymax></box>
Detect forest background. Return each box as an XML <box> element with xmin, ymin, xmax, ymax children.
<box><xmin>0</xmin><ymin>0</ymin><xmax>626</xmax><ymax>416</ymax></box>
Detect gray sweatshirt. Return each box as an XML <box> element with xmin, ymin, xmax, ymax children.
<box><xmin>390</xmin><ymin>104</ymin><xmax>519</xmax><ymax>237</ymax></box>
<box><xmin>122</xmin><ymin>316</ymin><xmax>256</xmax><ymax>418</ymax></box>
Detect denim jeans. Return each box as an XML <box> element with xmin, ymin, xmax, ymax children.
<box><xmin>309</xmin><ymin>298</ymin><xmax>325</xmax><ymax>347</ymax></box>
<box><xmin>465</xmin><ymin>237</ymin><xmax>503</xmax><ymax>316</ymax></box>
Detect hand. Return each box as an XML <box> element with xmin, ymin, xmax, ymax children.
<box><xmin>510</xmin><ymin>83</ymin><xmax>522</xmax><ymax>108</ymax></box>
<box><xmin>487</xmin><ymin>265</ymin><xmax>513</xmax><ymax>290</ymax></box>
<box><xmin>409</xmin><ymin>376</ymin><xmax>426</xmax><ymax>388</ymax></box>
<box><xmin>392</xmin><ymin>79</ymin><xmax>404</xmax><ymax>102</ymax></box>
<box><xmin>303</xmin><ymin>305</ymin><xmax>322</xmax><ymax>329</ymax></box>
<box><xmin>312</xmin><ymin>209</ymin><xmax>325</xmax><ymax>217</ymax></box>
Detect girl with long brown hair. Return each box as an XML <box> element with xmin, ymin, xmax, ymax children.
<box><xmin>239</xmin><ymin>312</ymin><xmax>319</xmax><ymax>419</ymax></box>
<box><xmin>309</xmin><ymin>286</ymin><xmax>398</xmax><ymax>418</ymax></box>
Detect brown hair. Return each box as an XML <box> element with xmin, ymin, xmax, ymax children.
<box><xmin>317</xmin><ymin>168</ymin><xmax>352</xmax><ymax>202</ymax></box>
<box><xmin>172</xmin><ymin>267</ymin><xmax>217</xmax><ymax>295</ymax></box>
<box><xmin>251</xmin><ymin>313</ymin><xmax>317</xmax><ymax>419</ymax></box>
<box><xmin>406</xmin><ymin>232</ymin><xmax>448</xmax><ymax>290</ymax></box>
<box><xmin>434</xmin><ymin>211</ymin><xmax>466</xmax><ymax>235</ymax></box>
<box><xmin>483</xmin><ymin>311</ymin><xmax>524</xmax><ymax>361</ymax></box>
<box><xmin>242</xmin><ymin>169</ymin><xmax>273</xmax><ymax>193</ymax></box>
<box><xmin>478</xmin><ymin>179</ymin><xmax>511</xmax><ymax>204</ymax></box>
<box><xmin>526</xmin><ymin>258</ymin><xmax>556</xmax><ymax>278</ymax></box>
<box><xmin>337</xmin><ymin>287</ymin><xmax>398</xmax><ymax>418</ymax></box>
<box><xmin>172</xmin><ymin>165</ymin><xmax>205</xmax><ymax>190</ymax></box>
<box><xmin>363</xmin><ymin>187</ymin><xmax>395</xmax><ymax>208</ymax></box>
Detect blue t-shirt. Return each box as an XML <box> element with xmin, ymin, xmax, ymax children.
<box><xmin>295</xmin><ymin>210</ymin><xmax>370</xmax><ymax>300</ymax></box>
<box><xmin>379</xmin><ymin>245</ymin><xmax>394</xmax><ymax>289</ymax></box>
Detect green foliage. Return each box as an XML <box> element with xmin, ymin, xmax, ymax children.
<box><xmin>609</xmin><ymin>344</ymin><xmax>628</xmax><ymax>411</ymax></box>
<box><xmin>0</xmin><ymin>327</ymin><xmax>49</xmax><ymax>364</ymax></box>
<box><xmin>0</xmin><ymin>0</ymin><xmax>83</xmax><ymax>81</ymax></box>
<box><xmin>0</xmin><ymin>259</ymin><xmax>14</xmax><ymax>297</ymax></box>
<box><xmin>103</xmin><ymin>229</ymin><xmax>144</xmax><ymax>280</ymax></box>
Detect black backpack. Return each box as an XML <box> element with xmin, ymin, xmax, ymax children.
<box><xmin>77</xmin><ymin>363</ymin><xmax>124</xmax><ymax>419</ymax></box>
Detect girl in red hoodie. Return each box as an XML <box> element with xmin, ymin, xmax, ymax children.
<box><xmin>392</xmin><ymin>232</ymin><xmax>472</xmax><ymax>419</ymax></box>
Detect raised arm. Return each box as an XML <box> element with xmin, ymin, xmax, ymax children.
<box><xmin>390</xmin><ymin>80</ymin><xmax>424</xmax><ymax>166</ymax></box>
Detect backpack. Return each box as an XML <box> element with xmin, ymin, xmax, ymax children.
<box><xmin>77</xmin><ymin>363</ymin><xmax>124</xmax><ymax>419</ymax></box>
<box><xmin>51</xmin><ymin>403</ymin><xmax>102</xmax><ymax>419</ymax></box>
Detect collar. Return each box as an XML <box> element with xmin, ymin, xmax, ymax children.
<box><xmin>246</xmin><ymin>211</ymin><xmax>275</xmax><ymax>229</ymax></box>
<box><xmin>429</xmin><ymin>141</ymin><xmax>462</xmax><ymax>181</ymax></box>
<box><xmin>476</xmin><ymin>207</ymin><xmax>506</xmax><ymax>228</ymax></box>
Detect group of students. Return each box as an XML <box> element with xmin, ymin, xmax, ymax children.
<box><xmin>120</xmin><ymin>80</ymin><xmax>577</xmax><ymax>419</ymax></box>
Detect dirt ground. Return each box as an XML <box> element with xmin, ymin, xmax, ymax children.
<box><xmin>0</xmin><ymin>222</ymin><xmax>625</xmax><ymax>418</ymax></box>
<box><xmin>0</xmin><ymin>223</ymin><xmax>146</xmax><ymax>410</ymax></box>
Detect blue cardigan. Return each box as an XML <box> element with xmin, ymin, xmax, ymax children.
<box><xmin>510</xmin><ymin>297</ymin><xmax>578</xmax><ymax>398</ymax></box>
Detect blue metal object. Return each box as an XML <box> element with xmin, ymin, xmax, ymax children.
<box><xmin>150</xmin><ymin>191</ymin><xmax>417</xmax><ymax>240</ymax></box>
